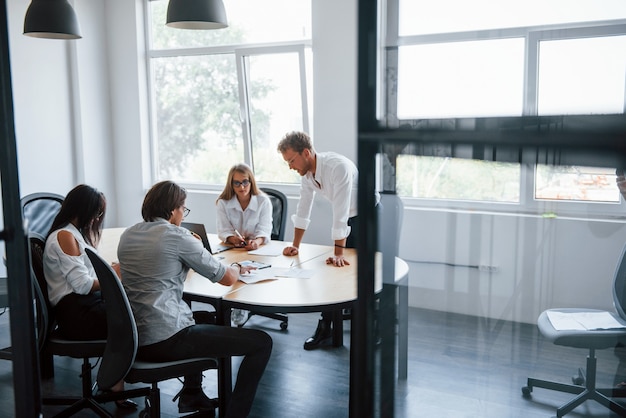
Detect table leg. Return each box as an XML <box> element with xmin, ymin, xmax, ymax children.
<box><xmin>379</xmin><ymin>284</ymin><xmax>397</xmax><ymax>417</ymax></box>
<box><xmin>216</xmin><ymin>301</ymin><xmax>232</xmax><ymax>415</ymax></box>
<box><xmin>397</xmin><ymin>277</ymin><xmax>408</xmax><ymax>380</ymax></box>
<box><xmin>332</xmin><ymin>309</ymin><xmax>344</xmax><ymax>347</ymax></box>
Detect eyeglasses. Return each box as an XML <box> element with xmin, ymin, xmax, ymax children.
<box><xmin>183</xmin><ymin>207</ymin><xmax>190</xmax><ymax>217</ymax></box>
<box><xmin>96</xmin><ymin>211</ymin><xmax>104</xmax><ymax>220</ymax></box>
<box><xmin>232</xmin><ymin>179</ymin><xmax>251</xmax><ymax>188</ymax></box>
<box><xmin>285</xmin><ymin>152</ymin><xmax>300</xmax><ymax>167</ymax></box>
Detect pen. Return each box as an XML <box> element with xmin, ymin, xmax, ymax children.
<box><xmin>234</xmin><ymin>229</ymin><xmax>247</xmax><ymax>246</ymax></box>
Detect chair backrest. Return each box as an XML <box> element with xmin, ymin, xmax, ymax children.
<box><xmin>261</xmin><ymin>188</ymin><xmax>287</xmax><ymax>241</ymax></box>
<box><xmin>85</xmin><ymin>248</ymin><xmax>138</xmax><ymax>391</ymax></box>
<box><xmin>613</xmin><ymin>243</ymin><xmax>626</xmax><ymax>319</ymax></box>
<box><xmin>28</xmin><ymin>232</ymin><xmax>50</xmax><ymax>352</ymax></box>
<box><xmin>21</xmin><ymin>192</ymin><xmax>64</xmax><ymax>237</ymax></box>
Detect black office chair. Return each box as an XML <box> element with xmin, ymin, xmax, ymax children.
<box><xmin>29</xmin><ymin>233</ymin><xmax>146</xmax><ymax>417</ymax></box>
<box><xmin>0</xmin><ymin>234</ymin><xmax>51</xmax><ymax>359</ymax></box>
<box><xmin>262</xmin><ymin>188</ymin><xmax>288</xmax><ymax>242</ymax></box>
<box><xmin>86</xmin><ymin>248</ymin><xmax>219</xmax><ymax>418</ymax></box>
<box><xmin>236</xmin><ymin>188</ymin><xmax>289</xmax><ymax>330</ymax></box>
<box><xmin>20</xmin><ymin>192</ymin><xmax>64</xmax><ymax>237</ymax></box>
<box><xmin>0</xmin><ymin>234</ymin><xmax>53</xmax><ymax>362</ymax></box>
<box><xmin>0</xmin><ymin>193</ymin><xmax>64</xmax><ymax>361</ymax></box>
<box><xmin>522</xmin><ymin>243</ymin><xmax>626</xmax><ymax>417</ymax></box>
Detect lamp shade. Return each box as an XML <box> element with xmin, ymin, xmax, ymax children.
<box><xmin>166</xmin><ymin>0</ymin><xmax>228</xmax><ymax>30</ymax></box>
<box><xmin>23</xmin><ymin>0</ymin><xmax>82</xmax><ymax>39</ymax></box>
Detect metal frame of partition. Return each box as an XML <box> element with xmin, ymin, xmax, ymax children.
<box><xmin>0</xmin><ymin>1</ymin><xmax>43</xmax><ymax>416</ymax></box>
<box><xmin>353</xmin><ymin>1</ymin><xmax>626</xmax><ymax>417</ymax></box>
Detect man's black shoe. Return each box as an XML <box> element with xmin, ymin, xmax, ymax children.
<box><xmin>304</xmin><ymin>319</ymin><xmax>332</xmax><ymax>350</ymax></box>
<box><xmin>176</xmin><ymin>388</ymin><xmax>218</xmax><ymax>414</ymax></box>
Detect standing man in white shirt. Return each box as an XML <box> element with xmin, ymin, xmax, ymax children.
<box><xmin>278</xmin><ymin>131</ymin><xmax>362</xmax><ymax>350</ymax></box>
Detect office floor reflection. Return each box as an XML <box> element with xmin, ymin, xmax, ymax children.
<box><xmin>0</xmin><ymin>306</ymin><xmax>624</xmax><ymax>417</ymax></box>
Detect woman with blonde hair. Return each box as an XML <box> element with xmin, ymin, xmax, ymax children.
<box><xmin>216</xmin><ymin>163</ymin><xmax>272</xmax><ymax>251</ymax></box>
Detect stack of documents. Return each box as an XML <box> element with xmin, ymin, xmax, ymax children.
<box><xmin>547</xmin><ymin>310</ymin><xmax>626</xmax><ymax>331</ymax></box>
<box><xmin>248</xmin><ymin>242</ymin><xmax>284</xmax><ymax>256</ymax></box>
<box><xmin>238</xmin><ymin>267</ymin><xmax>316</xmax><ymax>284</ymax></box>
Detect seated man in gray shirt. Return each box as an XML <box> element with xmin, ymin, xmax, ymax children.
<box><xmin>118</xmin><ymin>180</ymin><xmax>272</xmax><ymax>417</ymax></box>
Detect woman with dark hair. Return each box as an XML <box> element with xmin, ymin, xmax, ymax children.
<box><xmin>44</xmin><ymin>184</ymin><xmax>107</xmax><ymax>340</ymax></box>
<box><xmin>216</xmin><ymin>163</ymin><xmax>272</xmax><ymax>251</ymax></box>
<box><xmin>118</xmin><ymin>180</ymin><xmax>272</xmax><ymax>416</ymax></box>
<box><xmin>42</xmin><ymin>184</ymin><xmax>136</xmax><ymax>408</ymax></box>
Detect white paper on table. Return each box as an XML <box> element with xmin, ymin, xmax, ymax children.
<box><xmin>247</xmin><ymin>242</ymin><xmax>284</xmax><ymax>256</ymax></box>
<box><xmin>238</xmin><ymin>267</ymin><xmax>316</xmax><ymax>283</ymax></box>
<box><xmin>238</xmin><ymin>269</ymin><xmax>277</xmax><ymax>284</ymax></box>
<box><xmin>270</xmin><ymin>268</ymin><xmax>316</xmax><ymax>279</ymax></box>
<box><xmin>546</xmin><ymin>310</ymin><xmax>626</xmax><ymax>331</ymax></box>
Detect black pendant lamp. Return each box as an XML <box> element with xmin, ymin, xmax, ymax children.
<box><xmin>166</xmin><ymin>0</ymin><xmax>228</xmax><ymax>30</ymax></box>
<box><xmin>23</xmin><ymin>0</ymin><xmax>82</xmax><ymax>39</ymax></box>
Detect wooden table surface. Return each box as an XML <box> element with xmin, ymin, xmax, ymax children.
<box><xmin>99</xmin><ymin>226</ymin><xmax>408</xmax><ymax>315</ymax></box>
<box><xmin>98</xmin><ymin>226</ymin><xmax>410</xmax><ymax>413</ymax></box>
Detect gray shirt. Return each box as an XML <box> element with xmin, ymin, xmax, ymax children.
<box><xmin>118</xmin><ymin>219</ymin><xmax>226</xmax><ymax>346</ymax></box>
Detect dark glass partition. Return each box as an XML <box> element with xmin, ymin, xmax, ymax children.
<box><xmin>353</xmin><ymin>1</ymin><xmax>626</xmax><ymax>417</ymax></box>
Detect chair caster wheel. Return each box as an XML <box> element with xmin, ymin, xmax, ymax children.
<box><xmin>280</xmin><ymin>321</ymin><xmax>288</xmax><ymax>330</ymax></box>
<box><xmin>139</xmin><ymin>396</ymin><xmax>151</xmax><ymax>417</ymax></box>
<box><xmin>572</xmin><ymin>367</ymin><xmax>585</xmax><ymax>385</ymax></box>
<box><xmin>521</xmin><ymin>386</ymin><xmax>532</xmax><ymax>397</ymax></box>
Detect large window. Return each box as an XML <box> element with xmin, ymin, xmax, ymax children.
<box><xmin>386</xmin><ymin>1</ymin><xmax>626</xmax><ymax>214</ymax></box>
<box><xmin>146</xmin><ymin>0</ymin><xmax>311</xmax><ymax>187</ymax></box>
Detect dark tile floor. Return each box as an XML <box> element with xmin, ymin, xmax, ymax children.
<box><xmin>1</xmin><ymin>306</ymin><xmax>625</xmax><ymax>417</ymax></box>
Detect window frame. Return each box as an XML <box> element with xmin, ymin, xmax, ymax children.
<box><xmin>144</xmin><ymin>2</ymin><xmax>312</xmax><ymax>191</ymax></box>
<box><xmin>382</xmin><ymin>3</ymin><xmax>626</xmax><ymax>218</ymax></box>
<box><xmin>235</xmin><ymin>43</ymin><xmax>311</xmax><ymax>170</ymax></box>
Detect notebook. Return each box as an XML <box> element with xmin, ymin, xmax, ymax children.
<box><xmin>181</xmin><ymin>222</ymin><xmax>233</xmax><ymax>254</ymax></box>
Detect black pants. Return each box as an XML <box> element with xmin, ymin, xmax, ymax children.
<box><xmin>54</xmin><ymin>291</ymin><xmax>107</xmax><ymax>340</ymax></box>
<box><xmin>138</xmin><ymin>324</ymin><xmax>272</xmax><ymax>418</ymax></box>
<box><xmin>319</xmin><ymin>215</ymin><xmax>359</xmax><ymax>323</ymax></box>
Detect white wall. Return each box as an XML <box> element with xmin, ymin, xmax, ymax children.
<box><xmin>400</xmin><ymin>209</ymin><xmax>626</xmax><ymax>324</ymax></box>
<box><xmin>311</xmin><ymin>0</ymin><xmax>358</xmax><ymax>162</ymax></box>
<box><xmin>8</xmin><ymin>0</ymin><xmax>76</xmax><ymax>197</ymax></box>
<box><xmin>5</xmin><ymin>0</ymin><xmax>626</xmax><ymax>324</ymax></box>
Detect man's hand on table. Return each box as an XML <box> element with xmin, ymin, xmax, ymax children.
<box><xmin>326</xmin><ymin>255</ymin><xmax>350</xmax><ymax>267</ymax></box>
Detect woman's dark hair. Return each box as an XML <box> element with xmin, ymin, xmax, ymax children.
<box><xmin>142</xmin><ymin>181</ymin><xmax>187</xmax><ymax>222</ymax></box>
<box><xmin>48</xmin><ymin>184</ymin><xmax>106</xmax><ymax>247</ymax></box>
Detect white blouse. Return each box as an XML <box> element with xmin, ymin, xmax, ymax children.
<box><xmin>43</xmin><ymin>224</ymin><xmax>97</xmax><ymax>306</ymax></box>
<box><xmin>216</xmin><ymin>193</ymin><xmax>273</xmax><ymax>244</ymax></box>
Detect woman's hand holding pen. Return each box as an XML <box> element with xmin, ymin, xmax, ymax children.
<box><xmin>245</xmin><ymin>238</ymin><xmax>260</xmax><ymax>251</ymax></box>
<box><xmin>228</xmin><ymin>235</ymin><xmax>260</xmax><ymax>250</ymax></box>
<box><xmin>232</xmin><ymin>240</ymin><xmax>247</xmax><ymax>248</ymax></box>
<box><xmin>232</xmin><ymin>229</ymin><xmax>247</xmax><ymax>248</ymax></box>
